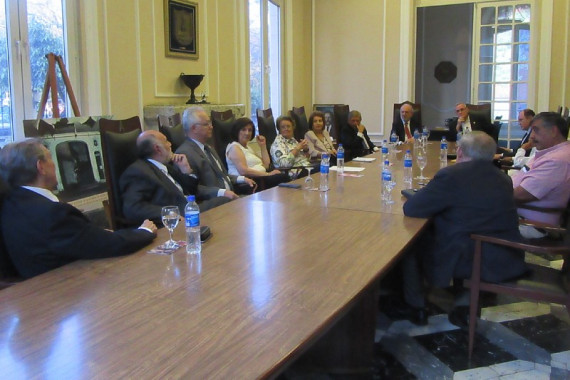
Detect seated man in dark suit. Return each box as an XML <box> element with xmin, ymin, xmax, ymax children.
<box><xmin>397</xmin><ymin>131</ymin><xmax>527</xmax><ymax>327</ymax></box>
<box><xmin>449</xmin><ymin>103</ymin><xmax>494</xmax><ymax>140</ymax></box>
<box><xmin>0</xmin><ymin>138</ymin><xmax>157</xmax><ymax>279</ymax></box>
<box><xmin>120</xmin><ymin>130</ymin><xmax>202</xmax><ymax>223</ymax></box>
<box><xmin>340</xmin><ymin>110</ymin><xmax>379</xmax><ymax>158</ymax></box>
<box><xmin>176</xmin><ymin>106</ymin><xmax>256</xmax><ymax>205</ymax></box>
<box><xmin>391</xmin><ymin>103</ymin><xmax>421</xmax><ymax>143</ymax></box>
<box><xmin>495</xmin><ymin>108</ymin><xmax>535</xmax><ymax>161</ymax></box>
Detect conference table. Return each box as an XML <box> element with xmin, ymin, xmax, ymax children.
<box><xmin>0</xmin><ymin>141</ymin><xmax>450</xmax><ymax>379</ymax></box>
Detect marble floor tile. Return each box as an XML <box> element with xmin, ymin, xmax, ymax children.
<box><xmin>488</xmin><ymin>360</ymin><xmax>534</xmax><ymax>376</ymax></box>
<box><xmin>551</xmin><ymin>350</ymin><xmax>570</xmax><ymax>370</ymax></box>
<box><xmin>498</xmin><ymin>369</ymin><xmax>550</xmax><ymax>380</ymax></box>
<box><xmin>453</xmin><ymin>366</ymin><xmax>499</xmax><ymax>379</ymax></box>
<box><xmin>482</xmin><ymin>302</ymin><xmax>550</xmax><ymax>323</ymax></box>
<box><xmin>414</xmin><ymin>330</ymin><xmax>516</xmax><ymax>372</ymax></box>
<box><xmin>502</xmin><ymin>315</ymin><xmax>570</xmax><ymax>353</ymax></box>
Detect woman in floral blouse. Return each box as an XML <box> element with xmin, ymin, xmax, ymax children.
<box><xmin>270</xmin><ymin>115</ymin><xmax>311</xmax><ymax>178</ymax></box>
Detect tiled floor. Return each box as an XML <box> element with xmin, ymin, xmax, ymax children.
<box><xmin>281</xmin><ymin>252</ymin><xmax>570</xmax><ymax>379</ymax></box>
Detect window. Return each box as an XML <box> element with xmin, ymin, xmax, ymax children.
<box><xmin>473</xmin><ymin>2</ymin><xmax>533</xmax><ymax>147</ymax></box>
<box><xmin>248</xmin><ymin>0</ymin><xmax>282</xmax><ymax>126</ymax></box>
<box><xmin>0</xmin><ymin>0</ymin><xmax>72</xmax><ymax>147</ymax></box>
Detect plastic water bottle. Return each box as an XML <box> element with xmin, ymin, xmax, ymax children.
<box><xmin>413</xmin><ymin>130</ymin><xmax>420</xmax><ymax>152</ymax></box>
<box><xmin>440</xmin><ymin>137</ymin><xmax>448</xmax><ymax>164</ymax></box>
<box><xmin>390</xmin><ymin>131</ymin><xmax>398</xmax><ymax>144</ymax></box>
<box><xmin>403</xmin><ymin>149</ymin><xmax>413</xmax><ymax>186</ymax></box>
<box><xmin>336</xmin><ymin>144</ymin><xmax>345</xmax><ymax>174</ymax></box>
<box><xmin>381</xmin><ymin>160</ymin><xmax>392</xmax><ymax>201</ymax></box>
<box><xmin>185</xmin><ymin>195</ymin><xmax>201</xmax><ymax>255</ymax></box>
<box><xmin>381</xmin><ymin>139</ymin><xmax>389</xmax><ymax>161</ymax></box>
<box><xmin>319</xmin><ymin>153</ymin><xmax>330</xmax><ymax>191</ymax></box>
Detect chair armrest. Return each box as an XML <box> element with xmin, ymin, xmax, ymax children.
<box><xmin>470</xmin><ymin>233</ymin><xmax>570</xmax><ymax>256</ymax></box>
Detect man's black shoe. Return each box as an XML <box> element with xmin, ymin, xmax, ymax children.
<box><xmin>448</xmin><ymin>306</ymin><xmax>470</xmax><ymax>330</ymax></box>
<box><xmin>382</xmin><ymin>298</ymin><xmax>428</xmax><ymax>326</ymax></box>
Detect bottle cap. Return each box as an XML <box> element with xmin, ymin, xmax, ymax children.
<box><xmin>187</xmin><ymin>195</ymin><xmax>196</xmax><ymax>202</ymax></box>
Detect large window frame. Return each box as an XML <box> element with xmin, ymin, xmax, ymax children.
<box><xmin>472</xmin><ymin>1</ymin><xmax>535</xmax><ymax>147</ymax></box>
<box><xmin>248</xmin><ymin>0</ymin><xmax>283</xmax><ymax>124</ymax></box>
<box><xmin>1</xmin><ymin>0</ymin><xmax>79</xmax><ymax>146</ymax></box>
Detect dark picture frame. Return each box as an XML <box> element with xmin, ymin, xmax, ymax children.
<box><xmin>313</xmin><ymin>104</ymin><xmax>337</xmax><ymax>140</ymax></box>
<box><xmin>164</xmin><ymin>0</ymin><xmax>198</xmax><ymax>59</ymax></box>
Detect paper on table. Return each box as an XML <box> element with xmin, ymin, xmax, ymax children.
<box><xmin>352</xmin><ymin>157</ymin><xmax>376</xmax><ymax>162</ymax></box>
<box><xmin>329</xmin><ymin>166</ymin><xmax>365</xmax><ymax>172</ymax></box>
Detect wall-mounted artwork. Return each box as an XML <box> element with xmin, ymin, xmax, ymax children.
<box><xmin>165</xmin><ymin>0</ymin><xmax>198</xmax><ymax>59</ymax></box>
<box><xmin>313</xmin><ymin>104</ymin><xmax>337</xmax><ymax>140</ymax></box>
<box><xmin>23</xmin><ymin>117</ymin><xmax>108</xmax><ymax>202</ymax></box>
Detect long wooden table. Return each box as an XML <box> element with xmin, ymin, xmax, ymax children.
<box><xmin>0</xmin><ymin>142</ymin><xmax>448</xmax><ymax>378</ymax></box>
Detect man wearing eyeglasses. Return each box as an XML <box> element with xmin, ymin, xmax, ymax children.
<box><xmin>176</xmin><ymin>106</ymin><xmax>256</xmax><ymax>207</ymax></box>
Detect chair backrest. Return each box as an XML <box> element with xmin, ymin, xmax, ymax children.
<box><xmin>211</xmin><ymin>109</ymin><xmax>235</xmax><ymax>170</ymax></box>
<box><xmin>99</xmin><ymin>116</ymin><xmax>142</xmax><ymax>230</ymax></box>
<box><xmin>256</xmin><ymin>108</ymin><xmax>277</xmax><ymax>150</ymax></box>
<box><xmin>556</xmin><ymin>105</ymin><xmax>563</xmax><ymax>115</ymax></box>
<box><xmin>393</xmin><ymin>101</ymin><xmax>422</xmax><ymax>128</ymax></box>
<box><xmin>563</xmin><ymin>107</ymin><xmax>569</xmax><ymax>120</ymax></box>
<box><xmin>290</xmin><ymin>106</ymin><xmax>309</xmax><ymax>141</ymax></box>
<box><xmin>158</xmin><ymin>113</ymin><xmax>185</xmax><ymax>152</ymax></box>
<box><xmin>466</xmin><ymin>103</ymin><xmax>492</xmax><ymax>125</ymax></box>
<box><xmin>0</xmin><ymin>177</ymin><xmax>21</xmax><ymax>287</ymax></box>
<box><xmin>333</xmin><ymin>104</ymin><xmax>350</xmax><ymax>145</ymax></box>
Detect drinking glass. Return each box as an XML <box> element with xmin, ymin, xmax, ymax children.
<box><xmin>304</xmin><ymin>166</ymin><xmax>314</xmax><ymax>190</ymax></box>
<box><xmin>422</xmin><ymin>128</ymin><xmax>430</xmax><ymax>145</ymax></box>
<box><xmin>415</xmin><ymin>150</ymin><xmax>429</xmax><ymax>182</ymax></box>
<box><xmin>384</xmin><ymin>180</ymin><xmax>397</xmax><ymax>204</ymax></box>
<box><xmin>161</xmin><ymin>206</ymin><xmax>180</xmax><ymax>248</ymax></box>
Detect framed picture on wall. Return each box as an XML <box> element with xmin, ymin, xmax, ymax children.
<box><xmin>164</xmin><ymin>0</ymin><xmax>198</xmax><ymax>59</ymax></box>
<box><xmin>313</xmin><ymin>104</ymin><xmax>337</xmax><ymax>140</ymax></box>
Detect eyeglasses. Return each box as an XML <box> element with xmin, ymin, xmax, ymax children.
<box><xmin>455</xmin><ymin>108</ymin><xmax>466</xmax><ymax>113</ymax></box>
<box><xmin>195</xmin><ymin>121</ymin><xmax>212</xmax><ymax>127</ymax></box>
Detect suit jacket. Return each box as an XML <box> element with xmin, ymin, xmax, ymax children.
<box><xmin>176</xmin><ymin>139</ymin><xmax>238</xmax><ymax>200</ymax></box>
<box><xmin>391</xmin><ymin>118</ymin><xmax>422</xmax><ymax>142</ymax></box>
<box><xmin>340</xmin><ymin>124</ymin><xmax>376</xmax><ymax>158</ymax></box>
<box><xmin>403</xmin><ymin>160</ymin><xmax>527</xmax><ymax>287</ymax></box>
<box><xmin>448</xmin><ymin>115</ymin><xmax>494</xmax><ymax>141</ymax></box>
<box><xmin>0</xmin><ymin>187</ymin><xmax>155</xmax><ymax>279</ymax></box>
<box><xmin>120</xmin><ymin>159</ymin><xmax>198</xmax><ymax>223</ymax></box>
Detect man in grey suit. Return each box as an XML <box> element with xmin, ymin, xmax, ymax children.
<box><xmin>176</xmin><ymin>106</ymin><xmax>256</xmax><ymax>203</ymax></box>
<box><xmin>397</xmin><ymin>132</ymin><xmax>527</xmax><ymax>327</ymax></box>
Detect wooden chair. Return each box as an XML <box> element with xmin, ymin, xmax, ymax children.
<box><xmin>99</xmin><ymin>116</ymin><xmax>142</xmax><ymax>230</ymax></box>
<box><xmin>290</xmin><ymin>106</ymin><xmax>310</xmax><ymax>141</ymax></box>
<box><xmin>256</xmin><ymin>108</ymin><xmax>278</xmax><ymax>150</ymax></box>
<box><xmin>393</xmin><ymin>101</ymin><xmax>423</xmax><ymax>131</ymax></box>
<box><xmin>0</xmin><ymin>177</ymin><xmax>23</xmax><ymax>289</ymax></box>
<box><xmin>333</xmin><ymin>104</ymin><xmax>351</xmax><ymax>160</ymax></box>
<box><xmin>157</xmin><ymin>113</ymin><xmax>185</xmax><ymax>152</ymax></box>
<box><xmin>210</xmin><ymin>109</ymin><xmax>235</xmax><ymax>171</ymax></box>
<box><xmin>467</xmin><ymin>203</ymin><xmax>570</xmax><ymax>361</ymax></box>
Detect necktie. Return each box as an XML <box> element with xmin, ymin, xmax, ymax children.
<box><xmin>404</xmin><ymin>122</ymin><xmax>412</xmax><ymax>140</ymax></box>
<box><xmin>204</xmin><ymin>145</ymin><xmax>232</xmax><ymax>190</ymax></box>
<box><xmin>163</xmin><ymin>166</ymin><xmax>184</xmax><ymax>194</ymax></box>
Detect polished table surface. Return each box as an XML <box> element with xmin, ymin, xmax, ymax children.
<box><xmin>0</xmin><ymin>142</ymin><xmax>448</xmax><ymax>378</ymax></box>
<box><xmin>252</xmin><ymin>141</ymin><xmax>455</xmax><ymax>215</ymax></box>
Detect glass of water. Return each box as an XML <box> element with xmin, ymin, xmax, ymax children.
<box><xmin>161</xmin><ymin>206</ymin><xmax>180</xmax><ymax>248</ymax></box>
<box><xmin>304</xmin><ymin>166</ymin><xmax>314</xmax><ymax>190</ymax></box>
<box><xmin>384</xmin><ymin>179</ymin><xmax>396</xmax><ymax>204</ymax></box>
<box><xmin>415</xmin><ymin>150</ymin><xmax>429</xmax><ymax>183</ymax></box>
